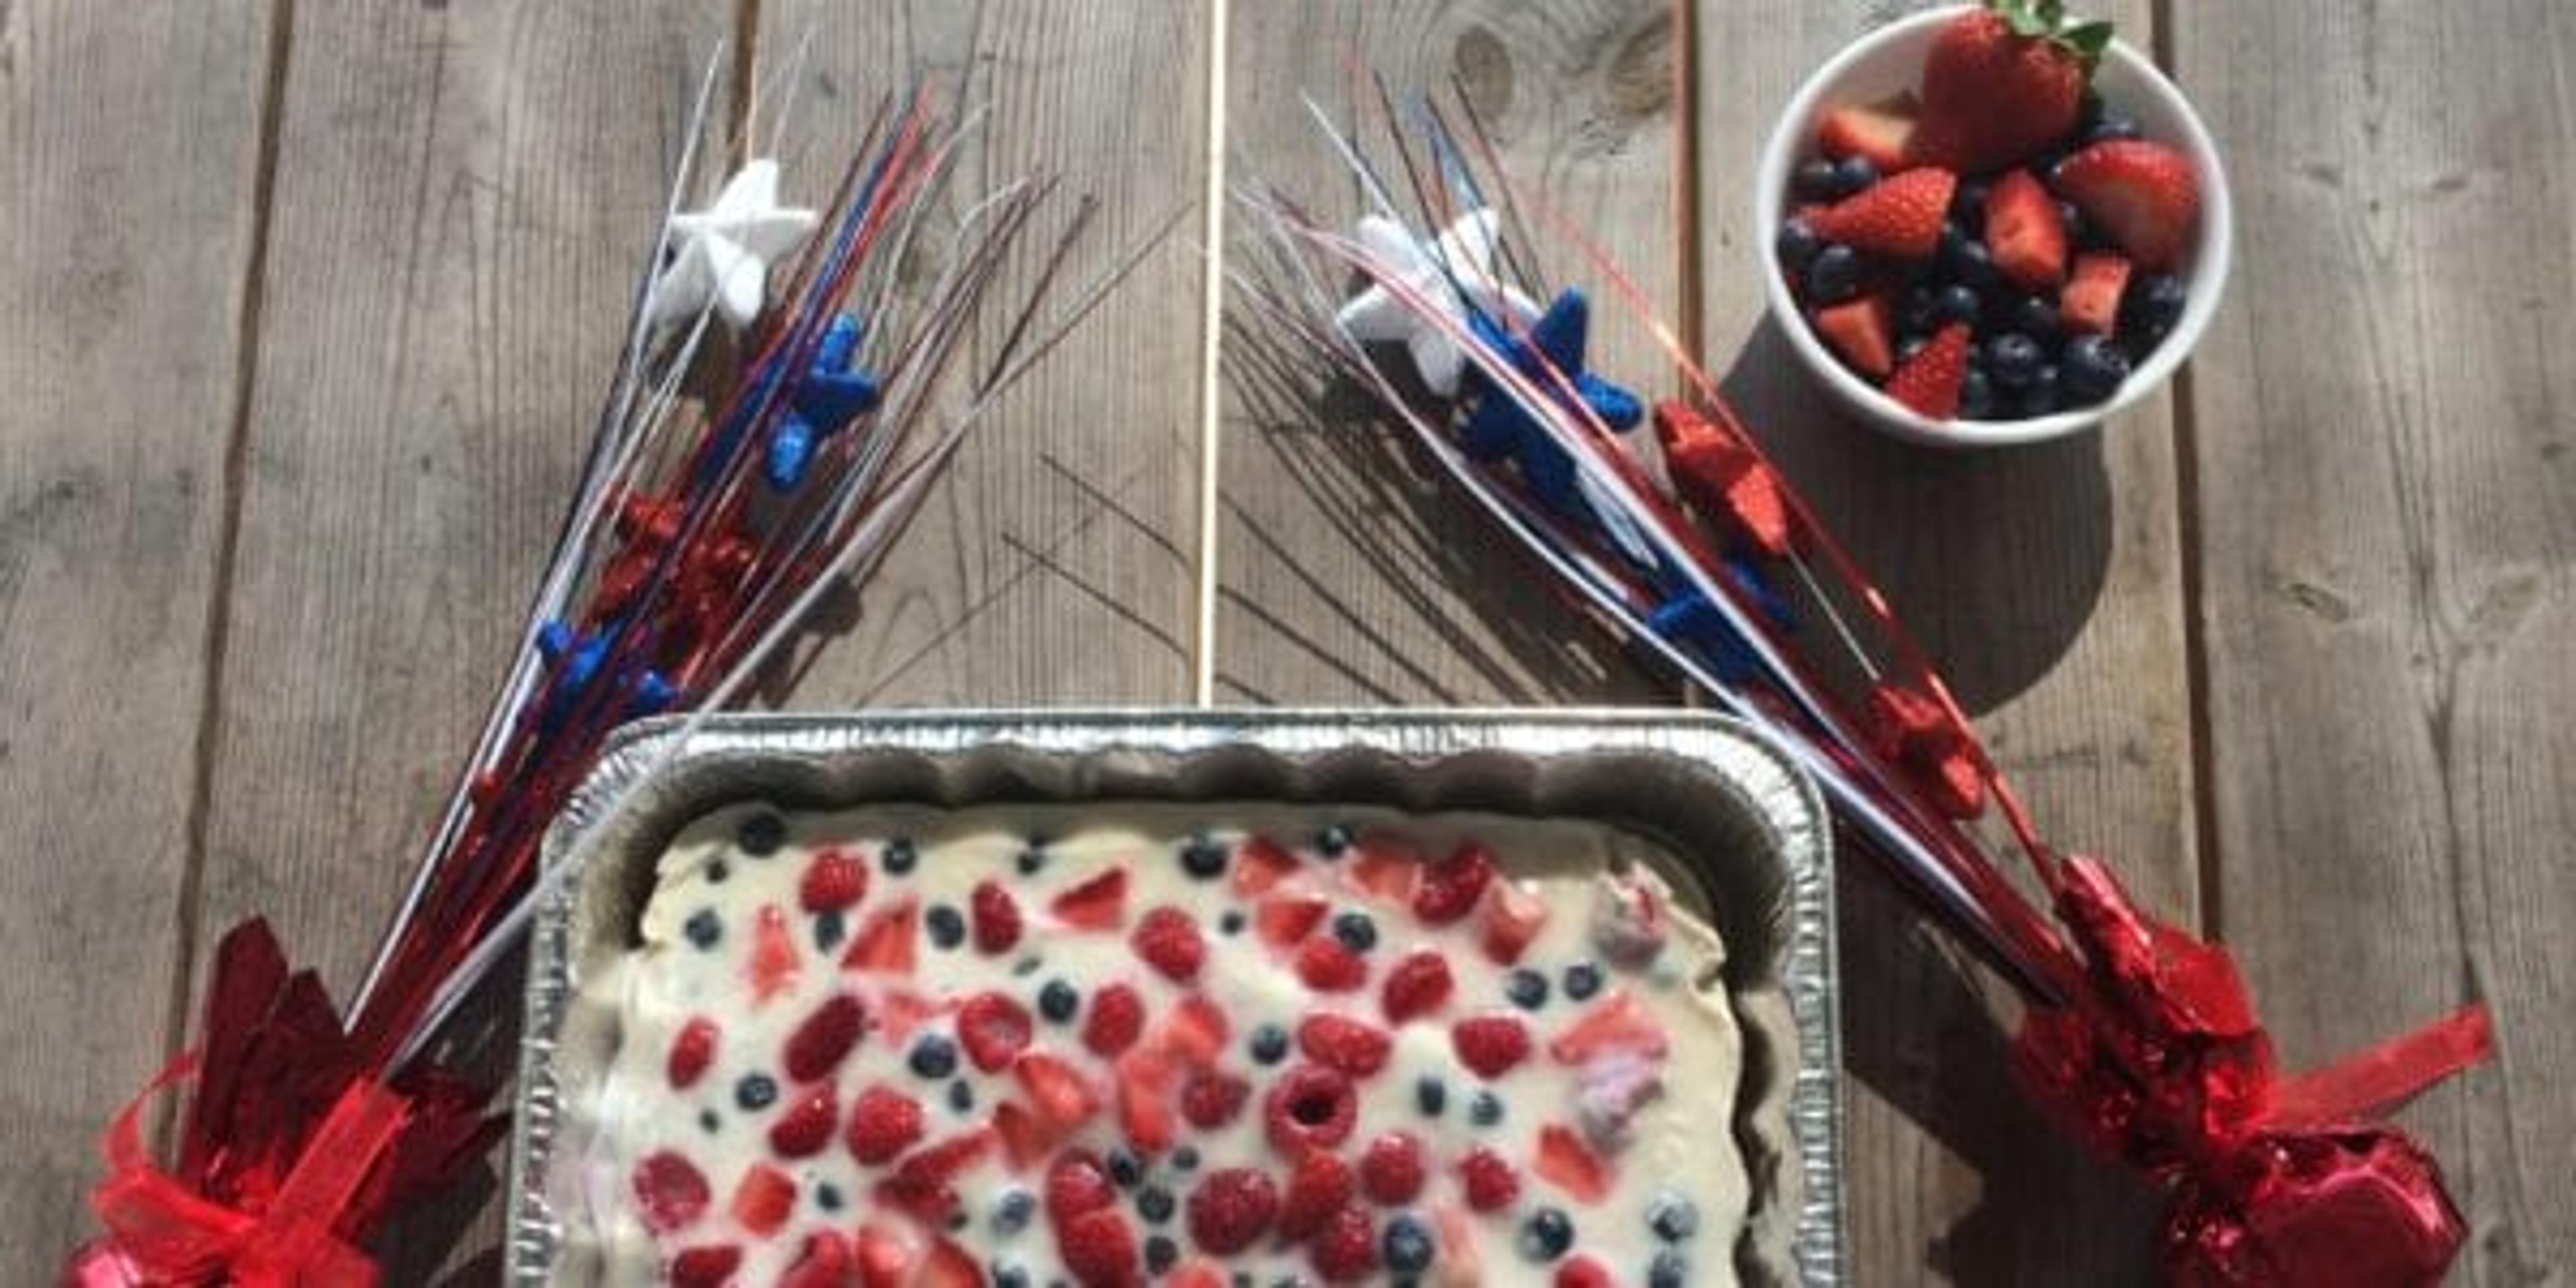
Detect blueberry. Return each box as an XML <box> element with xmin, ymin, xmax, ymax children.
<box><xmin>736</xmin><ymin>812</ymin><xmax>786</xmax><ymax>856</ymax></box>
<box><xmin>1179</xmin><ymin>835</ymin><xmax>1229</xmax><ymax>879</ymax></box>
<box><xmin>1144</xmin><ymin>1235</ymin><xmax>1178</xmax><ymax>1275</ymax></box>
<box><xmin>1173</xmin><ymin>1145</ymin><xmax>1201</xmax><ymax>1171</ymax></box>
<box><xmin>1939</xmin><ymin>236</ymin><xmax>2000</xmax><ymax>292</ymax></box>
<box><xmin>1960</xmin><ymin>368</ymin><xmax>1995</xmax><ymax>419</ymax></box>
<box><xmin>735</xmin><ymin>1073</ymin><xmax>778</xmax><ymax>1110</ymax></box>
<box><xmin>926</xmin><ymin>904</ymin><xmax>967</xmax><ymax>949</ymax></box>
<box><xmin>684</xmin><ymin>909</ymin><xmax>722</xmax><ymax>949</ymax></box>
<box><xmin>1562</xmin><ymin>961</ymin><xmax>1604</xmax><ymax>1001</ymax></box>
<box><xmin>1933</xmin><ymin>284</ymin><xmax>1982</xmax><ymax>327</ymax></box>
<box><xmin>1984</xmin><ymin>333</ymin><xmax>2044</xmax><ymax>389</ymax></box>
<box><xmin>1250</xmin><ymin>1024</ymin><xmax>1291</xmax><ymax>1065</ymax></box>
<box><xmin>1504</xmin><ymin>969</ymin><xmax>1550</xmax><ymax>1010</ymax></box>
<box><xmin>1792</xmin><ymin>158</ymin><xmax>1842</xmax><ymax>203</ymax></box>
<box><xmin>2059</xmin><ymin>335</ymin><xmax>2133</xmax><ymax>406</ymax></box>
<box><xmin>2125</xmin><ymin>272</ymin><xmax>2188</xmax><ymax>345</ymax></box>
<box><xmin>1016</xmin><ymin>844</ymin><xmax>1048</xmax><ymax>875</ymax></box>
<box><xmin>698</xmin><ymin>1108</ymin><xmax>720</xmax><ymax>1133</ymax></box>
<box><xmin>2057</xmin><ymin>199</ymin><xmax>2091</xmax><ymax>248</ymax></box>
<box><xmin>2089</xmin><ymin>114</ymin><xmax>2143</xmax><ymax>144</ymax></box>
<box><xmin>1470</xmin><ymin>1090</ymin><xmax>1505</xmax><ymax>1127</ymax></box>
<box><xmin>1038</xmin><ymin>979</ymin><xmax>1079</xmax><ymax>1023</ymax></box>
<box><xmin>1898</xmin><ymin>285</ymin><xmax>1939</xmax><ymax>337</ymax></box>
<box><xmin>1806</xmin><ymin>244</ymin><xmax>1862</xmax><ymax>305</ymax></box>
<box><xmin>2008</xmin><ymin>294</ymin><xmax>2061</xmax><ymax>341</ymax></box>
<box><xmin>881</xmin><ymin>837</ymin><xmax>918</xmax><ymax>875</ymax></box>
<box><xmin>1138</xmin><ymin>1185</ymin><xmax>1176</xmax><ymax>1224</ymax></box>
<box><xmin>1648</xmin><ymin>1191</ymin><xmax>1700</xmax><ymax>1242</ymax></box>
<box><xmin>817</xmin><ymin>1182</ymin><xmax>844</xmax><ymax>1212</ymax></box>
<box><xmin>2036</xmin><ymin>146</ymin><xmax>2074</xmax><ymax>189</ymax></box>
<box><xmin>1774</xmin><ymin>218</ymin><xmax>1823</xmax><ymax>274</ymax></box>
<box><xmin>704</xmin><ymin>858</ymin><xmax>730</xmax><ymax>884</ymax></box>
<box><xmin>1316</xmin><ymin>824</ymin><xmax>1354</xmax><ymax>857</ymax></box>
<box><xmin>992</xmin><ymin>1268</ymin><xmax>1030</xmax><ymax>1288</ymax></box>
<box><xmin>1832</xmin><ymin>154</ymin><xmax>1879</xmax><ymax>196</ymax></box>
<box><xmin>947</xmin><ymin>1210</ymin><xmax>970</xmax><ymax>1232</ymax></box>
<box><xmin>1518</xmin><ymin>1208</ymin><xmax>1575</xmax><ymax>1263</ymax></box>
<box><xmin>1108</xmin><ymin>1148</ymin><xmax>1144</xmax><ymax>1188</ymax></box>
<box><xmin>813</xmin><ymin>908</ymin><xmax>847</xmax><ymax>953</ymax></box>
<box><xmin>1332</xmin><ymin>910</ymin><xmax>1378</xmax><ymax>952</ymax></box>
<box><xmin>1953</xmin><ymin>178</ymin><xmax>1990</xmax><ymax>228</ymax></box>
<box><xmin>994</xmin><ymin>1187</ymin><xmax>1035</xmax><ymax>1232</ymax></box>
<box><xmin>1219</xmin><ymin>910</ymin><xmax>1247</xmax><ymax>936</ymax></box>
<box><xmin>1415</xmin><ymin>1075</ymin><xmax>1448</xmax><ymax>1117</ymax></box>
<box><xmin>908</xmin><ymin>1034</ymin><xmax>959</xmax><ymax>1080</ymax></box>
<box><xmin>1383</xmin><ymin>1214</ymin><xmax>1437</xmax><ymax>1273</ymax></box>
<box><xmin>1650</xmin><ymin>1249</ymin><xmax>1689</xmax><ymax>1288</ymax></box>
<box><xmin>2019</xmin><ymin>364</ymin><xmax>2063</xmax><ymax>415</ymax></box>
<box><xmin>949</xmin><ymin>1079</ymin><xmax>975</xmax><ymax>1112</ymax></box>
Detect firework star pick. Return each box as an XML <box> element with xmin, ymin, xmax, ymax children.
<box><xmin>647</xmin><ymin>156</ymin><xmax>818</xmax><ymax>333</ymax></box>
<box><xmin>1334</xmin><ymin>206</ymin><xmax>1537</xmax><ymax>397</ymax></box>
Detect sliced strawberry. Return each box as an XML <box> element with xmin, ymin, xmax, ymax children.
<box><xmin>1297</xmin><ymin>1014</ymin><xmax>1393</xmax><ymax>1077</ymax></box>
<box><xmin>666</xmin><ymin>1016</ymin><xmax>718</xmax><ymax>1089</ymax></box>
<box><xmin>782</xmin><ymin>1230</ymin><xmax>861</xmax><ymax>1288</ymax></box>
<box><xmin>1013</xmin><ymin>1051</ymin><xmax>1102</xmax><ymax>1130</ymax></box>
<box><xmin>1050</xmin><ymin>867</ymin><xmax>1130</xmax><ymax>930</ymax></box>
<box><xmin>1818</xmin><ymin>97</ymin><xmax>1919</xmax><ymax>172</ymax></box>
<box><xmin>783</xmin><ymin>992</ymin><xmax>866</xmax><ymax>1082</ymax></box>
<box><xmin>1256</xmin><ymin>892</ymin><xmax>1331</xmax><ymax>946</ymax></box>
<box><xmin>1277</xmin><ymin>1150</ymin><xmax>1356</xmax><ymax>1240</ymax></box>
<box><xmin>849</xmin><ymin>1227</ymin><xmax>909</xmax><ymax>1288</ymax></box>
<box><xmin>877</xmin><ymin>1128</ymin><xmax>995</xmax><ymax>1220</ymax></box>
<box><xmin>1081</xmin><ymin>982</ymin><xmax>1146</xmax><ymax>1058</ymax></box>
<box><xmin>1179</xmin><ymin>1069</ymin><xmax>1251</xmax><ymax>1130</ymax></box>
<box><xmin>875</xmin><ymin>987</ymin><xmax>941</xmax><ymax>1045</ymax></box>
<box><xmin>2061</xmin><ymin>251</ymin><xmax>2135</xmax><ymax>335</ymax></box>
<box><xmin>1547</xmin><ymin>989</ymin><xmax>1672</xmax><ymax>1065</ymax></box>
<box><xmin>1885</xmin><ymin>322</ymin><xmax>1974</xmax><ymax>419</ymax></box>
<box><xmin>1348</xmin><ymin>837</ymin><xmax>1423</xmax><ymax>902</ymax></box>
<box><xmin>749</xmin><ymin>903</ymin><xmax>802</xmax><ymax>1002</ymax></box>
<box><xmin>1186</xmin><ymin>1166</ymin><xmax>1280</xmax><ymax>1254</ymax></box>
<box><xmin>1295</xmin><ymin>935</ymin><xmax>1369</xmax><ymax>992</ymax></box>
<box><xmin>1166</xmin><ymin>1264</ymin><xmax>1226</xmax><ymax>1288</ymax></box>
<box><xmin>1058</xmin><ymin>1208</ymin><xmax>1142</xmax><ymax>1288</ymax></box>
<box><xmin>1451</xmin><ymin>1014</ymin><xmax>1534</xmax><ymax>1079</ymax></box>
<box><xmin>1359</xmin><ymin>1131</ymin><xmax>1428</xmax><ymax>1205</ymax></box>
<box><xmin>845</xmin><ymin>1084</ymin><xmax>926</xmax><ymax>1166</ymax></box>
<box><xmin>1264</xmin><ymin>1063</ymin><xmax>1360</xmax><ymax>1158</ymax></box>
<box><xmin>1412</xmin><ymin>843</ymin><xmax>1496</xmax><ymax>925</ymax></box>
<box><xmin>841</xmin><ymin>896</ymin><xmax>920</xmax><ymax>973</ymax></box>
<box><xmin>1308</xmin><ymin>1204</ymin><xmax>1380</xmax><ymax>1283</ymax></box>
<box><xmin>1159</xmin><ymin>994</ymin><xmax>1232</xmax><ymax>1067</ymax></box>
<box><xmin>971</xmin><ymin>879</ymin><xmax>1023</xmax><ymax>955</ymax></box>
<box><xmin>730</xmin><ymin>1161</ymin><xmax>798</xmax><ymax>1236</ymax></box>
<box><xmin>768</xmin><ymin>1082</ymin><xmax>839</xmax><ymax>1159</ymax></box>
<box><xmin>631</xmin><ymin>1150</ymin><xmax>710</xmax><ymax>1232</ymax></box>
<box><xmin>2055</xmin><ymin>140</ymin><xmax>2201</xmax><ymax>270</ymax></box>
<box><xmin>1479</xmin><ymin>879</ymin><xmax>1548</xmax><ymax>965</ymax></box>
<box><xmin>669</xmin><ymin>1244</ymin><xmax>743</xmax><ymax>1288</ymax></box>
<box><xmin>958</xmin><ymin>991</ymin><xmax>1034</xmax><ymax>1073</ymax></box>
<box><xmin>1807</xmin><ymin>166</ymin><xmax>1957</xmax><ymax>260</ymax></box>
<box><xmin>1114</xmin><ymin>1046</ymin><xmax>1181</xmax><ymax>1152</ymax></box>
<box><xmin>1231</xmin><ymin>835</ymin><xmax>1301</xmax><ymax>895</ymax></box>
<box><xmin>1534</xmin><ymin>1124</ymin><xmax>1612</xmax><ymax>1204</ymax></box>
<box><xmin>1047</xmin><ymin>1148</ymin><xmax>1118</xmax><ymax>1222</ymax></box>
<box><xmin>993</xmin><ymin>1100</ymin><xmax>1055</xmax><ymax>1171</ymax></box>
<box><xmin>1813</xmin><ymin>295</ymin><xmax>1897</xmax><ymax>378</ymax></box>
<box><xmin>798</xmin><ymin>847</ymin><xmax>869</xmax><ymax>912</ymax></box>
<box><xmin>1436</xmin><ymin>1204</ymin><xmax>1484</xmax><ymax>1280</ymax></box>
<box><xmin>1554</xmin><ymin>1254</ymin><xmax>1617</xmax><ymax>1288</ymax></box>
<box><xmin>1380</xmin><ymin>949</ymin><xmax>1455</xmax><ymax>1024</ymax></box>
<box><xmin>1986</xmin><ymin>168</ymin><xmax>2068</xmax><ymax>289</ymax></box>
<box><xmin>1456</xmin><ymin>1146</ymin><xmax>1521</xmax><ymax>1212</ymax></box>
<box><xmin>1130</xmin><ymin>906</ymin><xmax>1207</xmax><ymax>982</ymax></box>
<box><xmin>918</xmin><ymin>1237</ymin><xmax>985</xmax><ymax>1288</ymax></box>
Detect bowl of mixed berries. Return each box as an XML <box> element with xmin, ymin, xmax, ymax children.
<box><xmin>1754</xmin><ymin>0</ymin><xmax>2231</xmax><ymax>446</ymax></box>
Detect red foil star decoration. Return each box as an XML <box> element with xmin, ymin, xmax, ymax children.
<box><xmin>1653</xmin><ymin>400</ymin><xmax>1793</xmax><ymax>557</ymax></box>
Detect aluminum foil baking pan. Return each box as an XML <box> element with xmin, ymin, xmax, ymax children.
<box><xmin>506</xmin><ymin>708</ymin><xmax>1843</xmax><ymax>1285</ymax></box>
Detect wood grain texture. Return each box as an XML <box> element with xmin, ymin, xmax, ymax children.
<box><xmin>0</xmin><ymin>1</ymin><xmax>274</xmax><ymax>1275</ymax></box>
<box><xmin>2175</xmin><ymin>0</ymin><xmax>2576</xmax><ymax>1280</ymax></box>
<box><xmin>1695</xmin><ymin>3</ymin><xmax>2192</xmax><ymax>1281</ymax></box>
<box><xmin>1215</xmin><ymin>0</ymin><xmax>1677</xmax><ymax>705</ymax></box>
<box><xmin>757</xmin><ymin>0</ymin><xmax>1208</xmax><ymax>708</ymax></box>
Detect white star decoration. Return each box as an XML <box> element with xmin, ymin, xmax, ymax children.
<box><xmin>1334</xmin><ymin>207</ymin><xmax>1539</xmax><ymax>397</ymax></box>
<box><xmin>647</xmin><ymin>158</ymin><xmax>819</xmax><ymax>332</ymax></box>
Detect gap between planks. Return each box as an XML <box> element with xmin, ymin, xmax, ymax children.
<box><xmin>1192</xmin><ymin>0</ymin><xmax>1232</xmax><ymax>707</ymax></box>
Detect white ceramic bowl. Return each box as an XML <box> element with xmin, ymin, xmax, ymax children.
<box><xmin>1753</xmin><ymin>5</ymin><xmax>2233</xmax><ymax>448</ymax></box>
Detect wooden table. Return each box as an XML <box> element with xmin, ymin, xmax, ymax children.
<box><xmin>5</xmin><ymin>1</ymin><xmax>2566</xmax><ymax>1282</ymax></box>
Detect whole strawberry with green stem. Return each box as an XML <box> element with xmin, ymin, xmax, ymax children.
<box><xmin>1908</xmin><ymin>0</ymin><xmax>2114</xmax><ymax>175</ymax></box>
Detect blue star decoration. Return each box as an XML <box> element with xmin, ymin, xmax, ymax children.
<box><xmin>1648</xmin><ymin>555</ymin><xmax>1798</xmax><ymax>684</ymax></box>
<box><xmin>764</xmin><ymin>311</ymin><xmax>881</xmax><ymax>492</ymax></box>
<box><xmin>535</xmin><ymin>620</ymin><xmax>679</xmax><ymax>735</ymax></box>
<box><xmin>1458</xmin><ymin>288</ymin><xmax>1644</xmax><ymax>517</ymax></box>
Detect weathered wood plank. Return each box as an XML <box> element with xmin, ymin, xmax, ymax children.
<box><xmin>186</xmin><ymin>3</ymin><xmax>724</xmax><ymax>1279</ymax></box>
<box><xmin>761</xmin><ymin>0</ymin><xmax>1209</xmax><ymax>708</ymax></box>
<box><xmin>2175</xmin><ymin>0</ymin><xmax>2576</xmax><ymax>1279</ymax></box>
<box><xmin>1695</xmin><ymin>2</ymin><xmax>2191</xmax><ymax>1281</ymax></box>
<box><xmin>0</xmin><ymin>1</ymin><xmax>274</xmax><ymax>1275</ymax></box>
<box><xmin>1215</xmin><ymin>0</ymin><xmax>1678</xmax><ymax>704</ymax></box>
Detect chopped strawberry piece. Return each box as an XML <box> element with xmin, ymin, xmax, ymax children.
<box><xmin>1179</xmin><ymin>1069</ymin><xmax>1251</xmax><ymax>1130</ymax></box>
<box><xmin>666</xmin><ymin>1016</ymin><xmax>718</xmax><ymax>1089</ymax></box>
<box><xmin>1014</xmin><ymin>1050</ymin><xmax>1103</xmax><ymax>1130</ymax></box>
<box><xmin>1059</xmin><ymin>1208</ymin><xmax>1143</xmax><ymax>1288</ymax></box>
<box><xmin>1813</xmin><ymin>295</ymin><xmax>1896</xmax><ymax>379</ymax></box>
<box><xmin>767</xmin><ymin>1082</ymin><xmax>839</xmax><ymax>1159</ymax></box>
<box><xmin>1986</xmin><ymin>168</ymin><xmax>2068</xmax><ymax>289</ymax></box>
<box><xmin>1167</xmin><ymin>1264</ymin><xmax>1227</xmax><ymax>1288</ymax></box>
<box><xmin>669</xmin><ymin>1244</ymin><xmax>743</xmax><ymax>1288</ymax></box>
<box><xmin>1348</xmin><ymin>837</ymin><xmax>1423</xmax><ymax>902</ymax></box>
<box><xmin>1277</xmin><ymin>1150</ymin><xmax>1356</xmax><ymax>1240</ymax></box>
<box><xmin>1359</xmin><ymin>1131</ymin><xmax>1429</xmax><ymax>1205</ymax></box>
<box><xmin>749</xmin><ymin>904</ymin><xmax>801</xmax><ymax>1002</ymax></box>
<box><xmin>1380</xmin><ymin>950</ymin><xmax>1455</xmax><ymax>1024</ymax></box>
<box><xmin>958</xmin><ymin>991</ymin><xmax>1034</xmax><ymax>1073</ymax></box>
<box><xmin>845</xmin><ymin>1084</ymin><xmax>926</xmax><ymax>1166</ymax></box>
<box><xmin>782</xmin><ymin>1230</ymin><xmax>861</xmax><ymax>1288</ymax></box>
<box><xmin>1308</xmin><ymin>1204</ymin><xmax>1380</xmax><ymax>1283</ymax></box>
<box><xmin>1479</xmin><ymin>879</ymin><xmax>1548</xmax><ymax>965</ymax></box>
<box><xmin>1256</xmin><ymin>892</ymin><xmax>1331</xmax><ymax>946</ymax></box>
<box><xmin>1555</xmin><ymin>1254</ymin><xmax>1617</xmax><ymax>1288</ymax></box>
<box><xmin>2055</xmin><ymin>140</ymin><xmax>2202</xmax><ymax>270</ymax></box>
<box><xmin>874</xmin><ymin>987</ymin><xmax>941</xmax><ymax>1045</ymax></box>
<box><xmin>1412</xmin><ymin>843</ymin><xmax>1497</xmax><ymax>925</ymax></box>
<box><xmin>1114</xmin><ymin>1046</ymin><xmax>1181</xmax><ymax>1152</ymax></box>
<box><xmin>631</xmin><ymin>1150</ymin><xmax>710</xmax><ymax>1232</ymax></box>
<box><xmin>730</xmin><ymin>1162</ymin><xmax>798</xmax><ymax>1236</ymax></box>
<box><xmin>1818</xmin><ymin>97</ymin><xmax>1919</xmax><ymax>172</ymax></box>
<box><xmin>841</xmin><ymin>896</ymin><xmax>920</xmax><ymax>973</ymax></box>
<box><xmin>1050</xmin><ymin>867</ymin><xmax>1130</xmax><ymax>930</ymax></box>
<box><xmin>1534</xmin><ymin>1124</ymin><xmax>1612</xmax><ymax>1203</ymax></box>
<box><xmin>1297</xmin><ymin>1014</ymin><xmax>1393</xmax><ymax>1077</ymax></box>
<box><xmin>877</xmin><ymin>1128</ymin><xmax>995</xmax><ymax>1220</ymax></box>
<box><xmin>918</xmin><ymin>1237</ymin><xmax>985</xmax><ymax>1288</ymax></box>
<box><xmin>1160</xmin><ymin>994</ymin><xmax>1232</xmax><ymax>1067</ymax></box>
<box><xmin>783</xmin><ymin>992</ymin><xmax>866</xmax><ymax>1081</ymax></box>
<box><xmin>1885</xmin><ymin>322</ymin><xmax>1974</xmax><ymax>419</ymax></box>
<box><xmin>2060</xmin><ymin>251</ymin><xmax>2135</xmax><ymax>335</ymax></box>
<box><xmin>1046</xmin><ymin>1148</ymin><xmax>1119</xmax><ymax>1222</ymax></box>
<box><xmin>798</xmin><ymin>847</ymin><xmax>869</xmax><ymax>912</ymax></box>
<box><xmin>1807</xmin><ymin>166</ymin><xmax>1957</xmax><ymax>260</ymax></box>
<box><xmin>1081</xmin><ymin>982</ymin><xmax>1146</xmax><ymax>1058</ymax></box>
<box><xmin>1295</xmin><ymin>936</ymin><xmax>1368</xmax><ymax>992</ymax></box>
<box><xmin>1130</xmin><ymin>905</ymin><xmax>1207</xmax><ymax>982</ymax></box>
<box><xmin>993</xmin><ymin>1101</ymin><xmax>1054</xmax><ymax>1171</ymax></box>
<box><xmin>971</xmin><ymin>879</ymin><xmax>1023</xmax><ymax>955</ymax></box>
<box><xmin>1437</xmin><ymin>1204</ymin><xmax>1484</xmax><ymax>1279</ymax></box>
<box><xmin>1456</xmin><ymin>1146</ymin><xmax>1521</xmax><ymax>1212</ymax></box>
<box><xmin>1231</xmin><ymin>835</ymin><xmax>1300</xmax><ymax>895</ymax></box>
<box><xmin>1452</xmin><ymin>1014</ymin><xmax>1534</xmax><ymax>1079</ymax></box>
<box><xmin>1264</xmin><ymin>1063</ymin><xmax>1360</xmax><ymax>1157</ymax></box>
<box><xmin>850</xmin><ymin>1227</ymin><xmax>909</xmax><ymax>1288</ymax></box>
<box><xmin>1548</xmin><ymin>989</ymin><xmax>1672</xmax><ymax>1065</ymax></box>
<box><xmin>1186</xmin><ymin>1166</ymin><xmax>1280</xmax><ymax>1254</ymax></box>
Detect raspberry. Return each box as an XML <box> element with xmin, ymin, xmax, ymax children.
<box><xmin>1295</xmin><ymin>936</ymin><xmax>1368</xmax><ymax>992</ymax></box>
<box><xmin>1264</xmin><ymin>1063</ymin><xmax>1359</xmax><ymax>1157</ymax></box>
<box><xmin>668</xmin><ymin>1245</ymin><xmax>742</xmax><ymax>1288</ymax></box>
<box><xmin>957</xmin><ymin>991</ymin><xmax>1034</xmax><ymax>1073</ymax></box>
<box><xmin>844</xmin><ymin>1085</ymin><xmax>925</xmax><ymax>1165</ymax></box>
<box><xmin>1059</xmin><ymin>1207</ymin><xmax>1143</xmax><ymax>1288</ymax></box>
<box><xmin>1297</xmin><ymin>1014</ymin><xmax>1392</xmax><ymax>1077</ymax></box>
<box><xmin>1379</xmin><ymin>950</ymin><xmax>1454</xmax><ymax>1024</ymax></box>
<box><xmin>1184</xmin><ymin>1167</ymin><xmax>1279</xmax><ymax>1254</ymax></box>
<box><xmin>1046</xmin><ymin>1149</ymin><xmax>1119</xmax><ymax>1222</ymax></box>
<box><xmin>631</xmin><ymin>1150</ymin><xmax>710</xmax><ymax>1232</ymax></box>
<box><xmin>666</xmin><ymin>1016</ymin><xmax>718</xmax><ymax>1089</ymax></box>
<box><xmin>767</xmin><ymin>1083</ymin><xmax>839</xmax><ymax>1159</ymax></box>
<box><xmin>782</xmin><ymin>993</ymin><xmax>865</xmax><ymax>1081</ymax></box>
<box><xmin>1308</xmin><ymin>1204</ymin><xmax>1380</xmax><ymax>1283</ymax></box>
<box><xmin>1277</xmin><ymin>1150</ymin><xmax>1354</xmax><ymax>1240</ymax></box>
<box><xmin>1050</xmin><ymin>867</ymin><xmax>1130</xmax><ymax>930</ymax></box>
<box><xmin>1413</xmin><ymin>843</ymin><xmax>1496</xmax><ymax>924</ymax></box>
<box><xmin>1131</xmin><ymin>906</ymin><xmax>1207</xmax><ymax>982</ymax></box>
<box><xmin>798</xmin><ymin>848</ymin><xmax>869</xmax><ymax>912</ymax></box>
<box><xmin>1556</xmin><ymin>1255</ymin><xmax>1617</xmax><ymax>1288</ymax></box>
<box><xmin>971</xmin><ymin>879</ymin><xmax>1024</xmax><ymax>954</ymax></box>
<box><xmin>730</xmin><ymin>1162</ymin><xmax>798</xmax><ymax>1235</ymax></box>
<box><xmin>1451</xmin><ymin>1014</ymin><xmax>1534</xmax><ymax>1079</ymax></box>
<box><xmin>1357</xmin><ymin>1131</ymin><xmax>1428</xmax><ymax>1205</ymax></box>
<box><xmin>1179</xmin><ymin>1069</ymin><xmax>1251</xmax><ymax>1130</ymax></box>
<box><xmin>1082</xmin><ymin>983</ymin><xmax>1146</xmax><ymax>1058</ymax></box>
<box><xmin>1458</xmin><ymin>1146</ymin><xmax>1521</xmax><ymax>1212</ymax></box>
